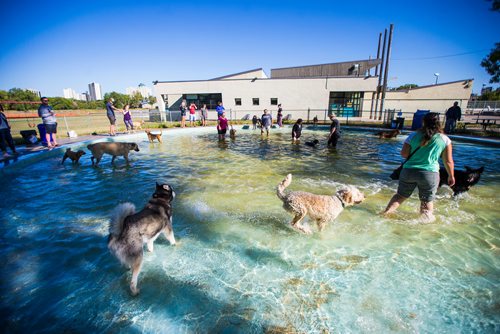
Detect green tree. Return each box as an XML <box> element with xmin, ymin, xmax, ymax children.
<box><xmin>481</xmin><ymin>42</ymin><xmax>500</xmax><ymax>83</ymax></box>
<box><xmin>103</xmin><ymin>92</ymin><xmax>129</xmax><ymax>109</ymax></box>
<box><xmin>394</xmin><ymin>84</ymin><xmax>419</xmax><ymax>90</ymax></box>
<box><xmin>148</xmin><ymin>95</ymin><xmax>157</xmax><ymax>106</ymax></box>
<box><xmin>481</xmin><ymin>1</ymin><xmax>500</xmax><ymax>83</ymax></box>
<box><xmin>129</xmin><ymin>91</ymin><xmax>143</xmax><ymax>108</ymax></box>
<box><xmin>478</xmin><ymin>87</ymin><xmax>500</xmax><ymax>100</ymax></box>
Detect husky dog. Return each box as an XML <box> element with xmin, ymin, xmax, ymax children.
<box><xmin>61</xmin><ymin>148</ymin><xmax>86</xmax><ymax>164</ymax></box>
<box><xmin>87</xmin><ymin>142</ymin><xmax>139</xmax><ymax>166</ymax></box>
<box><xmin>439</xmin><ymin>166</ymin><xmax>484</xmax><ymax>196</ymax></box>
<box><xmin>108</xmin><ymin>182</ymin><xmax>176</xmax><ymax>295</ymax></box>
<box><xmin>277</xmin><ymin>174</ymin><xmax>364</xmax><ymax>234</ymax></box>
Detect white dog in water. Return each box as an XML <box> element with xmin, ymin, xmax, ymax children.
<box><xmin>276</xmin><ymin>174</ymin><xmax>365</xmax><ymax>234</ymax></box>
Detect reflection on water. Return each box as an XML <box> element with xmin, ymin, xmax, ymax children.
<box><xmin>0</xmin><ymin>127</ymin><xmax>499</xmax><ymax>333</ymax></box>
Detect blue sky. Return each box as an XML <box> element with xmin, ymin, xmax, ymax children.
<box><xmin>1</xmin><ymin>0</ymin><xmax>499</xmax><ymax>96</ymax></box>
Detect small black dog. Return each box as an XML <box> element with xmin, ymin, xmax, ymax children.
<box><xmin>439</xmin><ymin>166</ymin><xmax>484</xmax><ymax>195</ymax></box>
<box><xmin>305</xmin><ymin>139</ymin><xmax>319</xmax><ymax>147</ymax></box>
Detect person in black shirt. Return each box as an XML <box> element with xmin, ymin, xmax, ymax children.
<box><xmin>328</xmin><ymin>113</ymin><xmax>340</xmax><ymax>147</ymax></box>
<box><xmin>444</xmin><ymin>101</ymin><xmax>461</xmax><ymax>134</ymax></box>
<box><xmin>292</xmin><ymin>118</ymin><xmax>303</xmax><ymax>142</ymax></box>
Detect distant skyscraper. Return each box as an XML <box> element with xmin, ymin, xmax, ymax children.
<box><xmin>126</xmin><ymin>85</ymin><xmax>152</xmax><ymax>98</ymax></box>
<box><xmin>63</xmin><ymin>88</ymin><xmax>77</xmax><ymax>99</ymax></box>
<box><xmin>88</xmin><ymin>82</ymin><xmax>102</xmax><ymax>101</ymax></box>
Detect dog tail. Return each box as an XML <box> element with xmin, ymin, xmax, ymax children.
<box><xmin>109</xmin><ymin>202</ymin><xmax>136</xmax><ymax>238</ymax></box>
<box><xmin>277</xmin><ymin>174</ymin><xmax>292</xmax><ymax>200</ymax></box>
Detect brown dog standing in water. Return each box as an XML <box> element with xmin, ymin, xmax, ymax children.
<box><xmin>374</xmin><ymin>129</ymin><xmax>401</xmax><ymax>139</ymax></box>
<box><xmin>61</xmin><ymin>148</ymin><xmax>86</xmax><ymax>164</ymax></box>
<box><xmin>145</xmin><ymin>130</ymin><xmax>163</xmax><ymax>143</ymax></box>
<box><xmin>87</xmin><ymin>142</ymin><xmax>139</xmax><ymax>166</ymax></box>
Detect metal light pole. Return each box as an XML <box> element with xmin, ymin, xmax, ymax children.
<box><xmin>434</xmin><ymin>73</ymin><xmax>440</xmax><ymax>85</ymax></box>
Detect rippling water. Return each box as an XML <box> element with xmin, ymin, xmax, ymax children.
<box><xmin>1</xmin><ymin>127</ymin><xmax>499</xmax><ymax>333</ymax></box>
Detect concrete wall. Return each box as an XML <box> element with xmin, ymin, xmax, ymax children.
<box><xmin>383</xmin><ymin>80</ymin><xmax>473</xmax><ymax>115</ymax></box>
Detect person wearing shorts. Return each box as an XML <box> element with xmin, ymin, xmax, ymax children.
<box><xmin>384</xmin><ymin>112</ymin><xmax>455</xmax><ymax>222</ymax></box>
<box><xmin>261</xmin><ymin>109</ymin><xmax>272</xmax><ymax>136</ymax></box>
<box><xmin>217</xmin><ymin>111</ymin><xmax>230</xmax><ymax>140</ymax></box>
<box><xmin>180</xmin><ymin>99</ymin><xmax>187</xmax><ymax>128</ymax></box>
<box><xmin>38</xmin><ymin>97</ymin><xmax>59</xmax><ymax>148</ymax></box>
<box><xmin>106</xmin><ymin>98</ymin><xmax>120</xmax><ymax>136</ymax></box>
<box><xmin>189</xmin><ymin>102</ymin><xmax>197</xmax><ymax>126</ymax></box>
<box><xmin>200</xmin><ymin>104</ymin><xmax>208</xmax><ymax>126</ymax></box>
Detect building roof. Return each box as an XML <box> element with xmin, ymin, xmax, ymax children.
<box><xmin>391</xmin><ymin>79</ymin><xmax>474</xmax><ymax>92</ymax></box>
<box><xmin>270</xmin><ymin>59</ymin><xmax>382</xmax><ymax>79</ymax></box>
<box><xmin>211</xmin><ymin>68</ymin><xmax>267</xmax><ymax>80</ymax></box>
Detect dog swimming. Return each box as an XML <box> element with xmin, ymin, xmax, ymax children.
<box><xmin>108</xmin><ymin>182</ymin><xmax>176</xmax><ymax>295</ymax></box>
<box><xmin>276</xmin><ymin>174</ymin><xmax>365</xmax><ymax>234</ymax></box>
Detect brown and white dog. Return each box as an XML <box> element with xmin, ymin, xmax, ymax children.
<box><xmin>374</xmin><ymin>129</ymin><xmax>401</xmax><ymax>139</ymax></box>
<box><xmin>145</xmin><ymin>130</ymin><xmax>163</xmax><ymax>143</ymax></box>
<box><xmin>61</xmin><ymin>148</ymin><xmax>86</xmax><ymax>164</ymax></box>
<box><xmin>277</xmin><ymin>174</ymin><xmax>365</xmax><ymax>234</ymax></box>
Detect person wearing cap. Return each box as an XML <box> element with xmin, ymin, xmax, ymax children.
<box><xmin>327</xmin><ymin>113</ymin><xmax>340</xmax><ymax>148</ymax></box>
<box><xmin>106</xmin><ymin>97</ymin><xmax>120</xmax><ymax>136</ymax></box>
<box><xmin>444</xmin><ymin>101</ymin><xmax>461</xmax><ymax>134</ymax></box>
<box><xmin>38</xmin><ymin>97</ymin><xmax>59</xmax><ymax>148</ymax></box>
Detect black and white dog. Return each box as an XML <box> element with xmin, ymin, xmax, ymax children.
<box><xmin>439</xmin><ymin>166</ymin><xmax>484</xmax><ymax>196</ymax></box>
<box><xmin>108</xmin><ymin>182</ymin><xmax>176</xmax><ymax>295</ymax></box>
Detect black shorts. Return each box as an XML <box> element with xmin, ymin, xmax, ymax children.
<box><xmin>107</xmin><ymin>115</ymin><xmax>116</xmax><ymax>125</ymax></box>
<box><xmin>218</xmin><ymin>128</ymin><xmax>227</xmax><ymax>135</ymax></box>
<box><xmin>45</xmin><ymin>123</ymin><xmax>57</xmax><ymax>134</ymax></box>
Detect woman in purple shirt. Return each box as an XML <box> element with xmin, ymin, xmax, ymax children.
<box><xmin>122</xmin><ymin>104</ymin><xmax>134</xmax><ymax>132</ymax></box>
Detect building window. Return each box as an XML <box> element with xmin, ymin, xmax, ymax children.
<box><xmin>270</xmin><ymin>98</ymin><xmax>278</xmax><ymax>105</ymax></box>
<box><xmin>252</xmin><ymin>98</ymin><xmax>259</xmax><ymax>106</ymax></box>
<box><xmin>328</xmin><ymin>91</ymin><xmax>364</xmax><ymax>117</ymax></box>
<box><xmin>235</xmin><ymin>98</ymin><xmax>242</xmax><ymax>106</ymax></box>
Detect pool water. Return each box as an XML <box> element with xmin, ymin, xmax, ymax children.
<box><xmin>1</xmin><ymin>127</ymin><xmax>499</xmax><ymax>333</ymax></box>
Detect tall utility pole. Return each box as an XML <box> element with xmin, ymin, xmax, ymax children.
<box><xmin>374</xmin><ymin>29</ymin><xmax>387</xmax><ymax>120</ymax></box>
<box><xmin>379</xmin><ymin>23</ymin><xmax>394</xmax><ymax>120</ymax></box>
<box><xmin>370</xmin><ymin>32</ymin><xmax>382</xmax><ymax>119</ymax></box>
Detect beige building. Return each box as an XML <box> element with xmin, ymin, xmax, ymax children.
<box><xmin>153</xmin><ymin>60</ymin><xmax>473</xmax><ymax>121</ymax></box>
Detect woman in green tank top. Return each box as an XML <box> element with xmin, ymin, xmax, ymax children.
<box><xmin>383</xmin><ymin>113</ymin><xmax>455</xmax><ymax>222</ymax></box>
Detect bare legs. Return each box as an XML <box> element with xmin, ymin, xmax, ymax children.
<box><xmin>45</xmin><ymin>133</ymin><xmax>58</xmax><ymax>148</ymax></box>
<box><xmin>383</xmin><ymin>194</ymin><xmax>407</xmax><ymax>215</ymax></box>
<box><xmin>383</xmin><ymin>194</ymin><xmax>435</xmax><ymax>222</ymax></box>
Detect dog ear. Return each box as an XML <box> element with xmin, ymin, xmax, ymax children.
<box><xmin>478</xmin><ymin>166</ymin><xmax>484</xmax><ymax>173</ymax></box>
<box><xmin>465</xmin><ymin>166</ymin><xmax>472</xmax><ymax>171</ymax></box>
<box><xmin>340</xmin><ymin>189</ymin><xmax>353</xmax><ymax>204</ymax></box>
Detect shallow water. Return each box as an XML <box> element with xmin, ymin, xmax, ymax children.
<box><xmin>1</xmin><ymin>127</ymin><xmax>499</xmax><ymax>333</ymax></box>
